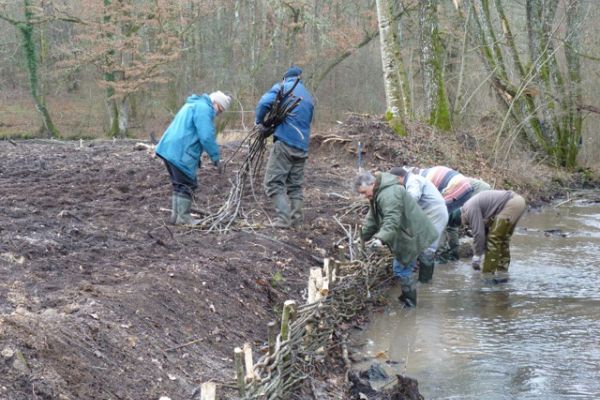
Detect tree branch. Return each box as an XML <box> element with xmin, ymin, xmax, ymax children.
<box><xmin>309</xmin><ymin>5</ymin><xmax>414</xmax><ymax>92</ymax></box>
<box><xmin>0</xmin><ymin>13</ymin><xmax>21</xmax><ymax>26</ymax></box>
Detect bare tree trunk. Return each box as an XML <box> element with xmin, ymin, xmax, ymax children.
<box><xmin>526</xmin><ymin>0</ymin><xmax>559</xmax><ymax>149</ymax></box>
<box><xmin>459</xmin><ymin>0</ymin><xmax>585</xmax><ymax>168</ymax></box>
<box><xmin>452</xmin><ymin>4</ymin><xmax>470</xmax><ymax>115</ymax></box>
<box><xmin>117</xmin><ymin>97</ymin><xmax>129</xmax><ymax>138</ymax></box>
<box><xmin>0</xmin><ymin>0</ymin><xmax>60</xmax><ymax>138</ymax></box>
<box><xmin>563</xmin><ymin>0</ymin><xmax>583</xmax><ymax>168</ymax></box>
<box><xmin>419</xmin><ymin>0</ymin><xmax>451</xmax><ymax>130</ymax></box>
<box><xmin>375</xmin><ymin>0</ymin><xmax>406</xmax><ymax>134</ymax></box>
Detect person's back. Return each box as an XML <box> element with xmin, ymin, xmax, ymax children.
<box><xmin>256</xmin><ymin>66</ymin><xmax>314</xmax><ymax>228</ymax></box>
<box><xmin>256</xmin><ymin>71</ymin><xmax>314</xmax><ymax>152</ymax></box>
<box><xmin>367</xmin><ymin>173</ymin><xmax>437</xmax><ymax>266</ymax></box>
<box><xmin>405</xmin><ymin>173</ymin><xmax>446</xmax><ymax>217</ymax></box>
<box><xmin>459</xmin><ymin>190</ymin><xmax>517</xmax><ymax>256</ymax></box>
<box><xmin>155</xmin><ymin>91</ymin><xmax>230</xmax><ymax>226</ymax></box>
<box><xmin>452</xmin><ymin>189</ymin><xmax>526</xmax><ymax>279</ymax></box>
<box><xmin>156</xmin><ymin>94</ymin><xmax>218</xmax><ymax>180</ymax></box>
<box><xmin>462</xmin><ymin>190</ymin><xmax>514</xmax><ymax>226</ymax></box>
<box><xmin>420</xmin><ymin>165</ymin><xmax>473</xmax><ymax>212</ymax></box>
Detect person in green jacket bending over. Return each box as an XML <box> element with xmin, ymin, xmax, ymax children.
<box><xmin>355</xmin><ymin>171</ymin><xmax>438</xmax><ymax>307</ymax></box>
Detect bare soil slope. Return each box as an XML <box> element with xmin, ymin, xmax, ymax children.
<box><xmin>0</xmin><ymin>115</ymin><xmax>587</xmax><ymax>399</ymax></box>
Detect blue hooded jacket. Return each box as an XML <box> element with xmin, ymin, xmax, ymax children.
<box><xmin>155</xmin><ymin>94</ymin><xmax>220</xmax><ymax>181</ymax></box>
<box><xmin>255</xmin><ymin>77</ymin><xmax>314</xmax><ymax>152</ymax></box>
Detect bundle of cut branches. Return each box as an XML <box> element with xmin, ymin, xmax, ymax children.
<box><xmin>197</xmin><ymin>79</ymin><xmax>302</xmax><ymax>232</ymax></box>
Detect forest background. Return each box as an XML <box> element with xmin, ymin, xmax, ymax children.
<box><xmin>1</xmin><ymin>0</ymin><xmax>598</xmax><ymax>172</ymax></box>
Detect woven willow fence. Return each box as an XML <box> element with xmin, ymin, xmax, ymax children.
<box><xmin>200</xmin><ymin>251</ymin><xmax>393</xmax><ymax>399</ymax></box>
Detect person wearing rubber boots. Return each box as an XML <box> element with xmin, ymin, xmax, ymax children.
<box><xmin>442</xmin><ymin>176</ymin><xmax>491</xmax><ymax>262</ymax></box>
<box><xmin>412</xmin><ymin>165</ymin><xmax>491</xmax><ymax>262</ymax></box>
<box><xmin>389</xmin><ymin>167</ymin><xmax>448</xmax><ymax>283</ymax></box>
<box><xmin>355</xmin><ymin>171</ymin><xmax>438</xmax><ymax>307</ymax></box>
<box><xmin>155</xmin><ymin>91</ymin><xmax>231</xmax><ymax>225</ymax></box>
<box><xmin>448</xmin><ymin>190</ymin><xmax>526</xmax><ymax>283</ymax></box>
<box><xmin>256</xmin><ymin>65</ymin><xmax>314</xmax><ymax>229</ymax></box>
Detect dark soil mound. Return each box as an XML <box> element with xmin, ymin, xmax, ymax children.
<box><xmin>0</xmin><ymin>137</ymin><xmax>359</xmax><ymax>399</ymax></box>
<box><xmin>0</xmin><ymin>114</ymin><xmax>590</xmax><ymax>399</ymax></box>
<box><xmin>313</xmin><ymin>114</ymin><xmax>591</xmax><ymax>205</ymax></box>
<box><xmin>312</xmin><ymin>114</ymin><xmax>493</xmax><ymax>180</ymax></box>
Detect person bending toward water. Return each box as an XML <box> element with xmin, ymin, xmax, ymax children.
<box><xmin>448</xmin><ymin>190</ymin><xmax>527</xmax><ymax>283</ymax></box>
<box><xmin>389</xmin><ymin>167</ymin><xmax>448</xmax><ymax>283</ymax></box>
<box><xmin>355</xmin><ymin>171</ymin><xmax>438</xmax><ymax>307</ymax></box>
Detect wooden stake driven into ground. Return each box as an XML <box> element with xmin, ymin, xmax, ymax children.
<box><xmin>234</xmin><ymin>347</ymin><xmax>246</xmax><ymax>395</ymax></box>
<box><xmin>200</xmin><ymin>382</ymin><xmax>216</xmax><ymax>400</ymax></box>
<box><xmin>280</xmin><ymin>300</ymin><xmax>297</xmax><ymax>342</ymax></box>
<box><xmin>243</xmin><ymin>342</ymin><xmax>256</xmax><ymax>382</ymax></box>
<box><xmin>267</xmin><ymin>321</ymin><xmax>277</xmax><ymax>356</ymax></box>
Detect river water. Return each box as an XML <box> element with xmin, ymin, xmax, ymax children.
<box><xmin>351</xmin><ymin>195</ymin><xmax>600</xmax><ymax>399</ymax></box>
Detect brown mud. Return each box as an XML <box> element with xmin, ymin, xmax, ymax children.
<box><xmin>0</xmin><ymin>115</ymin><xmax>595</xmax><ymax>399</ymax></box>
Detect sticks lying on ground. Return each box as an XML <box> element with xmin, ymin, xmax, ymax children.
<box><xmin>198</xmin><ymin>78</ymin><xmax>302</xmax><ymax>232</ymax></box>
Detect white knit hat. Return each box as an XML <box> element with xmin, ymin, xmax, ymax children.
<box><xmin>209</xmin><ymin>91</ymin><xmax>231</xmax><ymax>111</ymax></box>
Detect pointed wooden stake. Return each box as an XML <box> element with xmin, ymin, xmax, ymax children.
<box><xmin>267</xmin><ymin>321</ymin><xmax>277</xmax><ymax>355</ymax></box>
<box><xmin>234</xmin><ymin>347</ymin><xmax>246</xmax><ymax>396</ymax></box>
<box><xmin>200</xmin><ymin>382</ymin><xmax>216</xmax><ymax>400</ymax></box>
<box><xmin>243</xmin><ymin>342</ymin><xmax>255</xmax><ymax>382</ymax></box>
<box><xmin>280</xmin><ymin>300</ymin><xmax>297</xmax><ymax>341</ymax></box>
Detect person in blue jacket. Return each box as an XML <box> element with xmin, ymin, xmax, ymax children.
<box><xmin>255</xmin><ymin>66</ymin><xmax>314</xmax><ymax>228</ymax></box>
<box><xmin>155</xmin><ymin>91</ymin><xmax>231</xmax><ymax>225</ymax></box>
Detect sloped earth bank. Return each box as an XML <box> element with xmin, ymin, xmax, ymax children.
<box><xmin>0</xmin><ymin>116</ymin><xmax>595</xmax><ymax>399</ymax></box>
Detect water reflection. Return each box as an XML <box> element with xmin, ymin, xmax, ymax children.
<box><xmin>351</xmin><ymin>198</ymin><xmax>600</xmax><ymax>399</ymax></box>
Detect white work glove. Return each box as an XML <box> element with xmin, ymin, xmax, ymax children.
<box><xmin>367</xmin><ymin>238</ymin><xmax>383</xmax><ymax>249</ymax></box>
<box><xmin>471</xmin><ymin>255</ymin><xmax>481</xmax><ymax>270</ymax></box>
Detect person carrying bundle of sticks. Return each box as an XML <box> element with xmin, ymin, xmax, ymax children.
<box><xmin>255</xmin><ymin>65</ymin><xmax>315</xmax><ymax>229</ymax></box>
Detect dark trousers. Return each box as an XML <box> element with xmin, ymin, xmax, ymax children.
<box><xmin>163</xmin><ymin>159</ymin><xmax>197</xmax><ymax>198</ymax></box>
<box><xmin>263</xmin><ymin>140</ymin><xmax>307</xmax><ymax>200</ymax></box>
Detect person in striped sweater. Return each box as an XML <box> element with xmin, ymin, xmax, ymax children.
<box><xmin>407</xmin><ymin>165</ymin><xmax>491</xmax><ymax>261</ymax></box>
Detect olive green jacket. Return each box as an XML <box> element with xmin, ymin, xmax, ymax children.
<box><xmin>361</xmin><ymin>173</ymin><xmax>438</xmax><ymax>265</ymax></box>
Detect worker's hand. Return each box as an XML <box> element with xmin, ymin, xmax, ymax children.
<box><xmin>256</xmin><ymin>123</ymin><xmax>272</xmax><ymax>138</ymax></box>
<box><xmin>213</xmin><ymin>159</ymin><xmax>224</xmax><ymax>174</ymax></box>
<box><xmin>367</xmin><ymin>238</ymin><xmax>383</xmax><ymax>249</ymax></box>
<box><xmin>471</xmin><ymin>255</ymin><xmax>481</xmax><ymax>270</ymax></box>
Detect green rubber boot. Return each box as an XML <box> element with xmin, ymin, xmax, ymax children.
<box><xmin>418</xmin><ymin>251</ymin><xmax>435</xmax><ymax>283</ymax></box>
<box><xmin>271</xmin><ymin>193</ymin><xmax>291</xmax><ymax>228</ymax></box>
<box><xmin>398</xmin><ymin>276</ymin><xmax>417</xmax><ymax>307</ymax></box>
<box><xmin>446</xmin><ymin>226</ymin><xmax>460</xmax><ymax>261</ymax></box>
<box><xmin>169</xmin><ymin>193</ymin><xmax>179</xmax><ymax>224</ymax></box>
<box><xmin>174</xmin><ymin>193</ymin><xmax>199</xmax><ymax>226</ymax></box>
<box><xmin>482</xmin><ymin>218</ymin><xmax>514</xmax><ymax>274</ymax></box>
<box><xmin>290</xmin><ymin>199</ymin><xmax>304</xmax><ymax>228</ymax></box>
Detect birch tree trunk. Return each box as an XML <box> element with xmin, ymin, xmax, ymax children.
<box><xmin>375</xmin><ymin>0</ymin><xmax>406</xmax><ymax>134</ymax></box>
